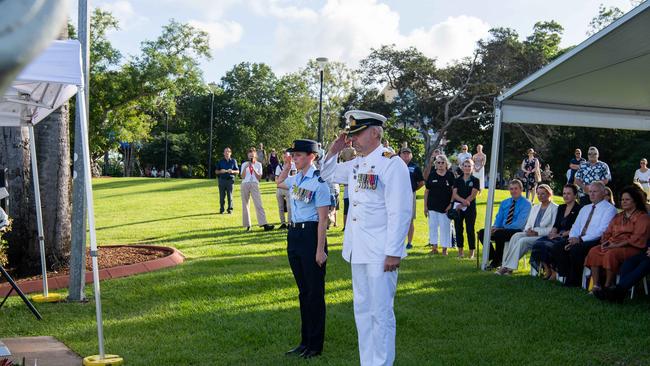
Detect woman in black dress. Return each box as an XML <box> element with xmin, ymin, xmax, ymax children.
<box><xmin>529</xmin><ymin>184</ymin><xmax>581</xmax><ymax>279</ymax></box>
<box><xmin>521</xmin><ymin>148</ymin><xmax>541</xmax><ymax>202</ymax></box>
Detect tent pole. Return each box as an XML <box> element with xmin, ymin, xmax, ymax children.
<box><xmin>78</xmin><ymin>87</ymin><xmax>105</xmax><ymax>359</ymax></box>
<box><xmin>482</xmin><ymin>102</ymin><xmax>502</xmax><ymax>270</ymax></box>
<box><xmin>27</xmin><ymin>124</ymin><xmax>49</xmax><ymax>297</ymax></box>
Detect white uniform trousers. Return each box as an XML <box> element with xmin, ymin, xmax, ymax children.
<box><xmin>351</xmin><ymin>263</ymin><xmax>398</xmax><ymax>366</ymax></box>
<box><xmin>276</xmin><ymin>188</ymin><xmax>291</xmax><ymax>224</ymax></box>
<box><xmin>427</xmin><ymin>211</ymin><xmax>452</xmax><ymax>248</ymax></box>
<box><xmin>501</xmin><ymin>232</ymin><xmax>541</xmax><ymax>270</ymax></box>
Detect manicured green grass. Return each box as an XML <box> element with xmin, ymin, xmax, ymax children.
<box><xmin>1</xmin><ymin>178</ymin><xmax>649</xmax><ymax>365</ymax></box>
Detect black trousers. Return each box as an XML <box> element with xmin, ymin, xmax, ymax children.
<box><xmin>454</xmin><ymin>207</ymin><xmax>476</xmax><ymax>250</ymax></box>
<box><xmin>530</xmin><ymin>236</ymin><xmax>567</xmax><ymax>271</ymax></box>
<box><xmin>618</xmin><ymin>251</ymin><xmax>650</xmax><ymax>290</ymax></box>
<box><xmin>218</xmin><ymin>180</ymin><xmax>234</xmax><ymax>212</ymax></box>
<box><xmin>477</xmin><ymin>228</ymin><xmax>521</xmax><ymax>267</ymax></box>
<box><xmin>287</xmin><ymin>222</ymin><xmax>326</xmax><ymax>352</ymax></box>
<box><xmin>551</xmin><ymin>239</ymin><xmax>600</xmax><ymax>287</ymax></box>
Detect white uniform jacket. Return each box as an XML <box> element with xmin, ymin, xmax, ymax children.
<box><xmin>321</xmin><ymin>145</ymin><xmax>413</xmax><ymax>264</ymax></box>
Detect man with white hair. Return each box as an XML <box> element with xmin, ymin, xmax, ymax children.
<box><xmin>321</xmin><ymin>110</ymin><xmax>412</xmax><ymax>366</ymax></box>
<box><xmin>574</xmin><ymin>146</ymin><xmax>611</xmax><ymax>204</ymax></box>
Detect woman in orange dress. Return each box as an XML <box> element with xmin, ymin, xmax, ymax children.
<box><xmin>585</xmin><ymin>186</ymin><xmax>650</xmax><ymax>292</ymax></box>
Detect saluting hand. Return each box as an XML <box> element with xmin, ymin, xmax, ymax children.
<box><xmin>328</xmin><ymin>133</ymin><xmax>348</xmax><ymax>156</ymax></box>
<box><xmin>316</xmin><ymin>250</ymin><xmax>327</xmax><ymax>267</ymax></box>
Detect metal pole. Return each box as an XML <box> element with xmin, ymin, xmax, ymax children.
<box><xmin>69</xmin><ymin>0</ymin><xmax>89</xmax><ymax>302</ymax></box>
<box><xmin>482</xmin><ymin>102</ymin><xmax>503</xmax><ymax>270</ymax></box>
<box><xmin>208</xmin><ymin>92</ymin><xmax>214</xmax><ymax>179</ymax></box>
<box><xmin>164</xmin><ymin>113</ymin><xmax>169</xmax><ymax>178</ymax></box>
<box><xmin>317</xmin><ymin>69</ymin><xmax>324</xmax><ymax>144</ymax></box>
<box><xmin>28</xmin><ymin>124</ymin><xmax>49</xmax><ymax>297</ymax></box>
<box><xmin>78</xmin><ymin>87</ymin><xmax>106</xmax><ymax>358</ymax></box>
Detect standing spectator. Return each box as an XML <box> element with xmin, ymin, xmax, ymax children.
<box><xmin>478</xmin><ymin>179</ymin><xmax>531</xmax><ymax>268</ymax></box>
<box><xmin>551</xmin><ymin>181</ymin><xmax>617</xmax><ymax>287</ymax></box>
<box><xmin>151</xmin><ymin>166</ymin><xmax>158</xmax><ymax>178</ymax></box>
<box><xmin>568</xmin><ymin>148</ymin><xmax>585</xmax><ymax>184</ymax></box>
<box><xmin>529</xmin><ymin>184</ymin><xmax>581</xmax><ymax>280</ymax></box>
<box><xmin>472</xmin><ymin>144</ymin><xmax>487</xmax><ymax>190</ymax></box>
<box><xmin>574</xmin><ymin>146</ymin><xmax>611</xmax><ymax>205</ymax></box>
<box><xmin>399</xmin><ymin>147</ymin><xmax>425</xmax><ymax>249</ymax></box>
<box><xmin>240</xmin><ymin>147</ymin><xmax>274</xmax><ymax>231</ymax></box>
<box><xmin>496</xmin><ymin>184</ymin><xmax>558</xmax><ymax>275</ymax></box>
<box><xmin>457</xmin><ymin>145</ymin><xmax>472</xmax><ymax>164</ymax></box>
<box><xmin>521</xmin><ymin>148</ymin><xmax>541</xmax><ymax>202</ymax></box>
<box><xmin>382</xmin><ymin>139</ymin><xmax>395</xmax><ymax>154</ymax></box>
<box><xmin>452</xmin><ymin>159</ymin><xmax>481</xmax><ymax>258</ymax></box>
<box><xmin>328</xmin><ymin>182</ymin><xmax>340</xmax><ymax>228</ymax></box>
<box><xmin>268</xmin><ymin>149</ymin><xmax>279</xmax><ymax>182</ymax></box>
<box><xmin>424</xmin><ymin>155</ymin><xmax>455</xmax><ymax>255</ymax></box>
<box><xmin>422</xmin><ymin>149</ymin><xmax>443</xmax><ymax>185</ymax></box>
<box><xmin>257</xmin><ymin>143</ymin><xmax>267</xmax><ymax>180</ymax></box>
<box><xmin>585</xmin><ymin>186</ymin><xmax>650</xmax><ymax>293</ymax></box>
<box><xmin>275</xmin><ymin>151</ymin><xmax>296</xmax><ymax>228</ymax></box>
<box><xmin>633</xmin><ymin>158</ymin><xmax>650</xmax><ymax>196</ymax></box>
<box><xmin>216</xmin><ymin>147</ymin><xmax>239</xmax><ymax>214</ymax></box>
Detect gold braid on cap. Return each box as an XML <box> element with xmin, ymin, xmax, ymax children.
<box><xmin>349</xmin><ymin>116</ymin><xmax>357</xmax><ymax>127</ymax></box>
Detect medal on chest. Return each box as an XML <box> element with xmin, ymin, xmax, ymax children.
<box><xmin>291</xmin><ymin>185</ymin><xmax>314</xmax><ymax>203</ymax></box>
<box><xmin>357</xmin><ymin>166</ymin><xmax>379</xmax><ymax>190</ymax></box>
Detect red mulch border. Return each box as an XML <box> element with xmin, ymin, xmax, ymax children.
<box><xmin>0</xmin><ymin>245</ymin><xmax>185</xmax><ymax>297</ymax></box>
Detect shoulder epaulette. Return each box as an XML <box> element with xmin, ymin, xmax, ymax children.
<box><xmin>383</xmin><ymin>151</ymin><xmax>395</xmax><ymax>158</ymax></box>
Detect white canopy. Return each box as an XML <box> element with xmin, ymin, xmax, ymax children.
<box><xmin>0</xmin><ymin>40</ymin><xmax>82</xmax><ymax>126</ymax></box>
<box><xmin>482</xmin><ymin>2</ymin><xmax>650</xmax><ymax>269</ymax></box>
<box><xmin>0</xmin><ymin>39</ymin><xmax>110</xmax><ymax>359</ymax></box>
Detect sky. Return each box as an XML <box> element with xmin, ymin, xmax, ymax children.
<box><xmin>68</xmin><ymin>0</ymin><xmax>638</xmax><ymax>83</ymax></box>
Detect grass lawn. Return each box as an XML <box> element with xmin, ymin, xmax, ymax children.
<box><xmin>1</xmin><ymin>178</ymin><xmax>649</xmax><ymax>365</ymax></box>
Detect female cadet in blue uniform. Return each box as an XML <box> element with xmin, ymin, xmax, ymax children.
<box><xmin>276</xmin><ymin>139</ymin><xmax>331</xmax><ymax>359</ymax></box>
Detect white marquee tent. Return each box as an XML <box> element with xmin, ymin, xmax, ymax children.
<box><xmin>0</xmin><ymin>40</ymin><xmax>111</xmax><ymax>360</ymax></box>
<box><xmin>482</xmin><ymin>1</ymin><xmax>650</xmax><ymax>269</ymax></box>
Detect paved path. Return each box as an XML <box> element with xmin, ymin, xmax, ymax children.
<box><xmin>1</xmin><ymin>336</ymin><xmax>82</xmax><ymax>366</ymax></box>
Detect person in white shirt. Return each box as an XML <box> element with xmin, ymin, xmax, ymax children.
<box><xmin>497</xmin><ymin>184</ymin><xmax>558</xmax><ymax>275</ymax></box>
<box><xmin>633</xmin><ymin>158</ymin><xmax>650</xmax><ymax>196</ymax></box>
<box><xmin>551</xmin><ymin>181</ymin><xmax>617</xmax><ymax>286</ymax></box>
<box><xmin>457</xmin><ymin>144</ymin><xmax>472</xmax><ymax>164</ymax></box>
<box><xmin>321</xmin><ymin>110</ymin><xmax>412</xmax><ymax>366</ymax></box>
<box><xmin>240</xmin><ymin>147</ymin><xmax>274</xmax><ymax>231</ymax></box>
<box><xmin>275</xmin><ymin>151</ymin><xmax>297</xmax><ymax>229</ymax></box>
<box><xmin>472</xmin><ymin>144</ymin><xmax>487</xmax><ymax>190</ymax></box>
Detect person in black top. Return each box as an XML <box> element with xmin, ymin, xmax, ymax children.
<box><xmin>529</xmin><ymin>184</ymin><xmax>581</xmax><ymax>280</ymax></box>
<box><xmin>399</xmin><ymin>147</ymin><xmax>425</xmax><ymax>249</ymax></box>
<box><xmin>424</xmin><ymin>155</ymin><xmax>455</xmax><ymax>255</ymax></box>
<box><xmin>451</xmin><ymin>159</ymin><xmax>481</xmax><ymax>258</ymax></box>
<box><xmin>568</xmin><ymin>148</ymin><xmax>585</xmax><ymax>184</ymax></box>
<box><xmin>215</xmin><ymin>147</ymin><xmax>239</xmax><ymax>214</ymax></box>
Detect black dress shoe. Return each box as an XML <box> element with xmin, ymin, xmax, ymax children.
<box><xmin>219</xmin><ymin>210</ymin><xmax>225</xmax><ymax>214</ymax></box>
<box><xmin>262</xmin><ymin>224</ymin><xmax>275</xmax><ymax>231</ymax></box>
<box><xmin>227</xmin><ymin>210</ymin><xmax>232</xmax><ymax>214</ymax></box>
<box><xmin>285</xmin><ymin>345</ymin><xmax>307</xmax><ymax>356</ymax></box>
<box><xmin>301</xmin><ymin>350</ymin><xmax>322</xmax><ymax>359</ymax></box>
<box><xmin>245</xmin><ymin>226</ymin><xmax>251</xmax><ymax>232</ymax></box>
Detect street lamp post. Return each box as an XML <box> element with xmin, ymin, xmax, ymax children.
<box><xmin>316</xmin><ymin>57</ymin><xmax>328</xmax><ymax>144</ymax></box>
<box><xmin>164</xmin><ymin>112</ymin><xmax>169</xmax><ymax>178</ymax></box>
<box><xmin>208</xmin><ymin>82</ymin><xmax>217</xmax><ymax>179</ymax></box>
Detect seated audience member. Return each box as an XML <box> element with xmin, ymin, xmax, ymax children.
<box><xmin>585</xmin><ymin>186</ymin><xmax>650</xmax><ymax>293</ymax></box>
<box><xmin>551</xmin><ymin>181</ymin><xmax>617</xmax><ymax>287</ymax></box>
<box><xmin>496</xmin><ymin>184</ymin><xmax>558</xmax><ymax>275</ymax></box>
<box><xmin>478</xmin><ymin>179</ymin><xmax>531</xmax><ymax>269</ymax></box>
<box><xmin>600</xmin><ymin>244</ymin><xmax>650</xmax><ymax>302</ymax></box>
<box><xmin>530</xmin><ymin>184</ymin><xmax>581</xmax><ymax>279</ymax></box>
<box><xmin>604</xmin><ymin>186</ymin><xmax>614</xmax><ymax>204</ymax></box>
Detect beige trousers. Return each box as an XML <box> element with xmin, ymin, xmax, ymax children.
<box><xmin>241</xmin><ymin>182</ymin><xmax>268</xmax><ymax>227</ymax></box>
<box><xmin>276</xmin><ymin>188</ymin><xmax>292</xmax><ymax>224</ymax></box>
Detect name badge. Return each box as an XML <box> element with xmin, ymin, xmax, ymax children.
<box><xmin>357</xmin><ymin>173</ymin><xmax>379</xmax><ymax>190</ymax></box>
<box><xmin>291</xmin><ymin>185</ymin><xmax>314</xmax><ymax>203</ymax></box>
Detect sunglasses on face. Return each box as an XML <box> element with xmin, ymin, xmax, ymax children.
<box><xmin>435</xmin><ymin>161</ymin><xmax>445</xmax><ymax>165</ymax></box>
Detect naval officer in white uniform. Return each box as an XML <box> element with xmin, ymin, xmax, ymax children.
<box><xmin>321</xmin><ymin>110</ymin><xmax>412</xmax><ymax>366</ymax></box>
